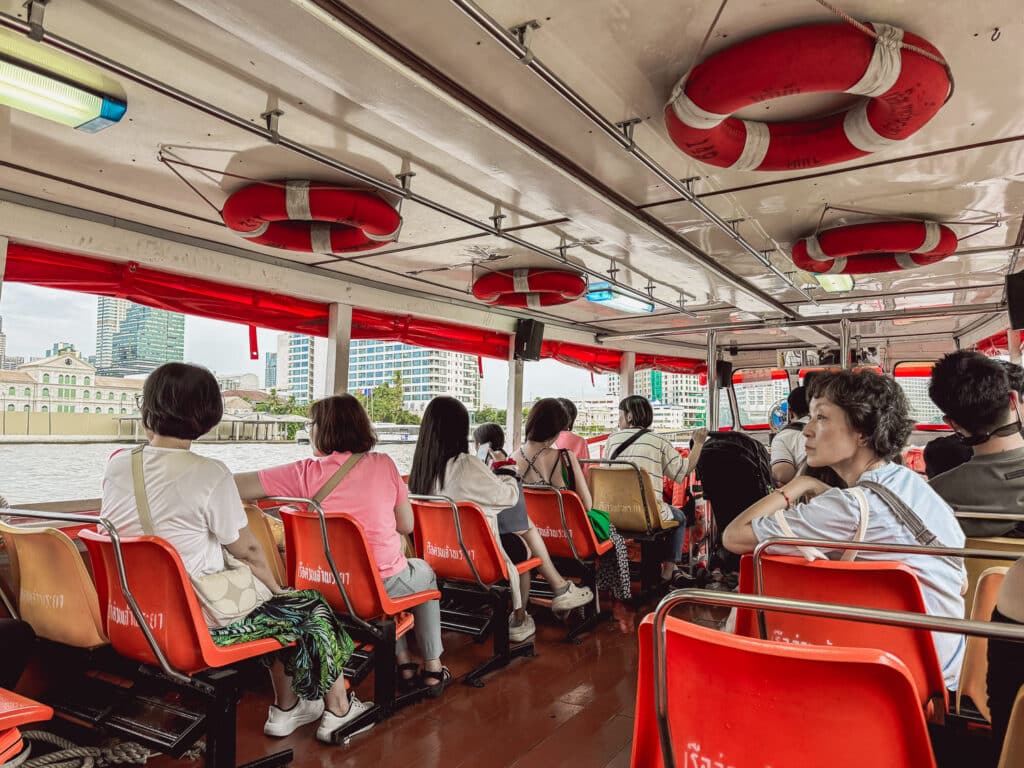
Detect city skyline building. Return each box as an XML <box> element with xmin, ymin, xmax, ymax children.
<box><xmin>104</xmin><ymin>303</ymin><xmax>185</xmax><ymax>377</ymax></box>
<box><xmin>216</xmin><ymin>373</ymin><xmax>260</xmax><ymax>392</ymax></box>
<box><xmin>0</xmin><ymin>349</ymin><xmax>143</xmax><ymax>414</ymax></box>
<box><xmin>0</xmin><ymin>317</ymin><xmax>6</xmax><ymax>370</ymax></box>
<box><xmin>2</xmin><ymin>355</ymin><xmax>25</xmax><ymax>371</ymax></box>
<box><xmin>264</xmin><ymin>352</ymin><xmax>277</xmax><ymax>390</ymax></box>
<box><xmin>45</xmin><ymin>342</ymin><xmax>76</xmax><ymax>357</ymax></box>
<box><xmin>276</xmin><ymin>334</ymin><xmax>315</xmax><ymax>404</ymax></box>
<box><xmin>95</xmin><ymin>297</ymin><xmax>129</xmax><ymax>371</ymax></box>
<box><xmin>348</xmin><ymin>340</ymin><xmax>481</xmax><ymax>414</ymax></box>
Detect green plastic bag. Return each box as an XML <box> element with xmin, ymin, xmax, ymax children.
<box><xmin>587</xmin><ymin>508</ymin><xmax>611</xmax><ymax>542</ymax></box>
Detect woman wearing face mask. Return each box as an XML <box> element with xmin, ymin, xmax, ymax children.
<box><xmin>722</xmin><ymin>370</ymin><xmax>967</xmax><ymax>691</ymax></box>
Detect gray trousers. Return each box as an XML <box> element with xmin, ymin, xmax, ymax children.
<box><xmin>382</xmin><ymin>558</ymin><xmax>444</xmax><ymax>661</ymax></box>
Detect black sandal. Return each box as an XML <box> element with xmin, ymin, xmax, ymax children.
<box><xmin>397</xmin><ymin>663</ymin><xmax>421</xmax><ymax>693</ymax></box>
<box><xmin>421</xmin><ymin>666</ymin><xmax>452</xmax><ymax>698</ymax></box>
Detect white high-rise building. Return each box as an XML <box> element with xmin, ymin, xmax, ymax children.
<box><xmin>0</xmin><ymin>317</ymin><xmax>6</xmax><ymax>370</ymax></box>
<box><xmin>95</xmin><ymin>297</ymin><xmax>129</xmax><ymax>371</ymax></box>
<box><xmin>348</xmin><ymin>340</ymin><xmax>481</xmax><ymax>414</ymax></box>
<box><xmin>608</xmin><ymin>370</ymin><xmax>707</xmax><ymax>429</ymax></box>
<box><xmin>276</xmin><ymin>334</ymin><xmax>316</xmax><ymax>404</ymax></box>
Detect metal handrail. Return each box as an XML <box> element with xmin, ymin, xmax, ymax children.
<box><xmin>652</xmin><ymin>589</ymin><xmax>1024</xmax><ymax>768</ymax></box>
<box><xmin>408</xmin><ymin>494</ymin><xmax>487</xmax><ymax>588</ymax></box>
<box><xmin>4</xmin><ymin>508</ymin><xmax>191</xmax><ymax>684</ymax></box>
<box><xmin>752</xmin><ymin>537</ymin><xmax>1024</xmax><ymax>638</ymax></box>
<box><xmin>580</xmin><ymin>458</ymin><xmax>656</xmax><ymax>533</ymax></box>
<box><xmin>954</xmin><ymin>512</ymin><xmax>1024</xmax><ymax>521</ymax></box>
<box><xmin>258</xmin><ymin>496</ymin><xmax>374</xmax><ymax>633</ymax></box>
<box><xmin>523</xmin><ymin>483</ymin><xmax>582</xmax><ymax>563</ymax></box>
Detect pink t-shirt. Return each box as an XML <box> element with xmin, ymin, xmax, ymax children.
<box><xmin>259</xmin><ymin>451</ymin><xmax>409</xmax><ymax>578</ymax></box>
<box><xmin>556</xmin><ymin>431</ymin><xmax>590</xmax><ymax>463</ymax></box>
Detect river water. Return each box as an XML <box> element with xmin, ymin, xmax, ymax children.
<box><xmin>0</xmin><ymin>442</ymin><xmax>418</xmax><ymax>505</ymax></box>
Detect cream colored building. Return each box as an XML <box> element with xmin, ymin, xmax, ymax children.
<box><xmin>0</xmin><ymin>349</ymin><xmax>144</xmax><ymax>415</ymax></box>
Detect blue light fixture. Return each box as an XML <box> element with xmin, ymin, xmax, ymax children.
<box><xmin>585</xmin><ymin>282</ymin><xmax>655</xmax><ymax>314</ymax></box>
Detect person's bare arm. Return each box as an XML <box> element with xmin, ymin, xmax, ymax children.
<box><xmin>394</xmin><ymin>500</ymin><xmax>414</xmax><ymax>535</ymax></box>
<box><xmin>567</xmin><ymin>452</ymin><xmax>593</xmax><ymax>509</ymax></box>
<box><xmin>722</xmin><ymin>475</ymin><xmax>829</xmax><ymax>554</ymax></box>
<box><xmin>682</xmin><ymin>428</ymin><xmax>709</xmax><ymax>476</ymax></box>
<box><xmin>772</xmin><ymin>462</ymin><xmax>797</xmax><ymax>487</ymax></box>
<box><xmin>234</xmin><ymin>472</ymin><xmax>268</xmax><ymax>502</ymax></box>
<box><xmin>226</xmin><ymin>525</ymin><xmax>284</xmax><ymax>592</ymax></box>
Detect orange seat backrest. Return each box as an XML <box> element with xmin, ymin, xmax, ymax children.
<box><xmin>737</xmin><ymin>554</ymin><xmax>945</xmax><ymax>708</ymax></box>
<box><xmin>410</xmin><ymin>500</ymin><xmax>509</xmax><ymax>585</ymax></box>
<box><xmin>79</xmin><ymin>530</ymin><xmax>216</xmax><ymax>675</ymax></box>
<box><xmin>0</xmin><ymin>522</ymin><xmax>107</xmax><ymax>648</ymax></box>
<box><xmin>523</xmin><ymin>487</ymin><xmax>602</xmax><ymax>560</ymax></box>
<box><xmin>587</xmin><ymin>465</ymin><xmax>667</xmax><ymax>533</ymax></box>
<box><xmin>957</xmin><ymin>566</ymin><xmax>1007</xmax><ymax>721</ymax></box>
<box><xmin>631</xmin><ymin>614</ymin><xmax>935</xmax><ymax>768</ymax></box>
<box><xmin>244</xmin><ymin>506</ymin><xmax>286</xmax><ymax>587</ymax></box>
<box><xmin>280</xmin><ymin>509</ymin><xmax>392</xmax><ymax>621</ymax></box>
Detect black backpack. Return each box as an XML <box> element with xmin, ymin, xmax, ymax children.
<box><xmin>696</xmin><ymin>431</ymin><xmax>773</xmax><ymax>570</ymax></box>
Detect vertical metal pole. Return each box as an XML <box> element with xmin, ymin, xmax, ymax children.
<box><xmin>506</xmin><ymin>347</ymin><xmax>524</xmax><ymax>451</ymax></box>
<box><xmin>706</xmin><ymin>331</ymin><xmax>719</xmax><ymax>430</ymax></box>
<box><xmin>0</xmin><ymin>236</ymin><xmax>7</xmax><ymax>305</ymax></box>
<box><xmin>1010</xmin><ymin>329</ymin><xmax>1022</xmax><ymax>365</ymax></box>
<box><xmin>620</xmin><ymin>351</ymin><xmax>636</xmax><ymax>397</ymax></box>
<box><xmin>325</xmin><ymin>303</ymin><xmax>352</xmax><ymax>395</ymax></box>
<box><xmin>839</xmin><ymin>318</ymin><xmax>852</xmax><ymax>369</ymax></box>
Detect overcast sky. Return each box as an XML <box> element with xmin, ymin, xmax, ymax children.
<box><xmin>0</xmin><ymin>283</ymin><xmax>610</xmax><ymax>406</ymax></box>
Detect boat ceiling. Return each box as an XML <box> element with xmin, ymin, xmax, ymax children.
<box><xmin>0</xmin><ymin>0</ymin><xmax>1020</xmax><ymax>361</ymax></box>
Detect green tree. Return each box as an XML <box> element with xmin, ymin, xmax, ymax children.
<box><xmin>473</xmin><ymin>406</ymin><xmax>507</xmax><ymax>425</ymax></box>
<box><xmin>353</xmin><ymin>371</ymin><xmax>420</xmax><ymax>424</ymax></box>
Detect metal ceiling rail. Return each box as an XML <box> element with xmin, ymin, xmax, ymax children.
<box><xmin>598</xmin><ymin>301</ymin><xmax>1007</xmax><ymax>342</ymax></box>
<box><xmin>307</xmin><ymin>0</ymin><xmax>799</xmax><ymax>319</ymax></box>
<box><xmin>0</xmin><ymin>12</ymin><xmax>696</xmax><ymax>322</ymax></box>
<box><xmin>447</xmin><ymin>0</ymin><xmax>815</xmax><ymax>306</ymax></box>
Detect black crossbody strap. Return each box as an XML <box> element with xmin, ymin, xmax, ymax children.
<box><xmin>609</xmin><ymin>429</ymin><xmax>650</xmax><ymax>461</ymax></box>
<box><xmin>858</xmin><ymin>480</ymin><xmax>940</xmax><ymax>546</ymax></box>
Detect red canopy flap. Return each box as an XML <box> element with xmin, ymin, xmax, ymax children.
<box><xmin>4</xmin><ymin>243</ymin><xmax>705</xmax><ymax>375</ymax></box>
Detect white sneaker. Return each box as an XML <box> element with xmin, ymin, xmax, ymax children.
<box><xmin>264</xmin><ymin>698</ymin><xmax>324</xmax><ymax>737</ymax></box>
<box><xmin>550</xmin><ymin>582</ymin><xmax>594</xmax><ymax>613</ymax></box>
<box><xmin>316</xmin><ymin>695</ymin><xmax>375</xmax><ymax>744</ymax></box>
<box><xmin>509</xmin><ymin>613</ymin><xmax>536</xmax><ymax>643</ymax></box>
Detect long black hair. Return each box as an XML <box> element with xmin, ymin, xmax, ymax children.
<box><xmin>408</xmin><ymin>396</ymin><xmax>469</xmax><ymax>495</ymax></box>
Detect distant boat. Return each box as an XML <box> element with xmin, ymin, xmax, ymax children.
<box><xmin>295</xmin><ymin>428</ymin><xmax>310</xmax><ymax>445</ymax></box>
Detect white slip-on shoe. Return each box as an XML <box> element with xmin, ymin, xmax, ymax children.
<box><xmin>316</xmin><ymin>695</ymin><xmax>375</xmax><ymax>744</ymax></box>
<box><xmin>508</xmin><ymin>613</ymin><xmax>536</xmax><ymax>643</ymax></box>
<box><xmin>264</xmin><ymin>698</ymin><xmax>325</xmax><ymax>737</ymax></box>
<box><xmin>550</xmin><ymin>582</ymin><xmax>594</xmax><ymax>613</ymax></box>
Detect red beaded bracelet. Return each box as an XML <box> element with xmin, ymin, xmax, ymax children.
<box><xmin>777</xmin><ymin>488</ymin><xmax>791</xmax><ymax>508</ymax></box>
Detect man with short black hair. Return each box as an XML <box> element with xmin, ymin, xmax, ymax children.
<box><xmin>928</xmin><ymin>351</ymin><xmax>1024</xmax><ymax>537</ymax></box>
<box><xmin>770</xmin><ymin>386</ymin><xmax>809</xmax><ymax>487</ymax></box>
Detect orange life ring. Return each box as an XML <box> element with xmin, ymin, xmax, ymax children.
<box><xmin>221</xmin><ymin>180</ymin><xmax>401</xmax><ymax>254</ymax></box>
<box><xmin>792</xmin><ymin>221</ymin><xmax>957</xmax><ymax>275</ymax></box>
<box><xmin>472</xmin><ymin>269</ymin><xmax>586</xmax><ymax>308</ymax></box>
<box><xmin>664</xmin><ymin>22</ymin><xmax>950</xmax><ymax>171</ymax></box>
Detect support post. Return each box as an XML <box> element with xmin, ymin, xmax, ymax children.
<box><xmin>619</xmin><ymin>352</ymin><xmax>636</xmax><ymax>398</ymax></box>
<box><xmin>506</xmin><ymin>348</ymin><xmax>524</xmax><ymax>451</ymax></box>
<box><xmin>0</xmin><ymin>235</ymin><xmax>7</xmax><ymax>305</ymax></box>
<box><xmin>706</xmin><ymin>331</ymin><xmax>719</xmax><ymax>431</ymax></box>
<box><xmin>325</xmin><ymin>303</ymin><xmax>352</xmax><ymax>395</ymax></box>
<box><xmin>839</xmin><ymin>318</ymin><xmax>852</xmax><ymax>369</ymax></box>
<box><xmin>1010</xmin><ymin>329</ymin><xmax>1022</xmax><ymax>365</ymax></box>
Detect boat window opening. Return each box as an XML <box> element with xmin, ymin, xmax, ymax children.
<box><xmin>733</xmin><ymin>368</ymin><xmax>790</xmax><ymax>430</ymax></box>
<box><xmin>894</xmin><ymin>361</ymin><xmax>949</xmax><ymax>431</ymax></box>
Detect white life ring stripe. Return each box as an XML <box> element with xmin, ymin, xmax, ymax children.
<box><xmin>670</xmin><ymin>88</ymin><xmax>730</xmax><ymax>130</ymax></box>
<box><xmin>526</xmin><ymin>294</ymin><xmax>542</xmax><ymax>310</ymax></box>
<box><xmin>310</xmin><ymin>222</ymin><xmax>333</xmax><ymax>254</ymax></box>
<box><xmin>845</xmin><ymin>23</ymin><xmax>905</xmax><ymax>98</ymax></box>
<box><xmin>238</xmin><ymin>221</ymin><xmax>269</xmax><ymax>239</ymax></box>
<box><xmin>843</xmin><ymin>101</ymin><xmax>902</xmax><ymax>153</ymax></box>
<box><xmin>512</xmin><ymin>268</ymin><xmax>531</xmax><ymax>293</ymax></box>
<box><xmin>731</xmin><ymin>120</ymin><xmax>770</xmax><ymax>171</ymax></box>
<box><xmin>285</xmin><ymin>180</ymin><xmax>312</xmax><ymax>221</ymax></box>
<box><xmin>895</xmin><ymin>253</ymin><xmax>920</xmax><ymax>269</ymax></box>
<box><xmin>912</xmin><ymin>220</ymin><xmax>942</xmax><ymax>253</ymax></box>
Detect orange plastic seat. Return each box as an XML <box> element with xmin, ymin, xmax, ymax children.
<box><xmin>243</xmin><ymin>505</ymin><xmax>286</xmax><ymax>587</ymax></box>
<box><xmin>411</xmin><ymin>497</ymin><xmax>541</xmax><ymax>685</ymax></box>
<box><xmin>631</xmin><ymin>613</ymin><xmax>935</xmax><ymax>767</ymax></box>
<box><xmin>524</xmin><ymin>486</ymin><xmax>611</xmax><ymax>641</ymax></box>
<box><xmin>0</xmin><ymin>521</ymin><xmax>107</xmax><ymax>648</ymax></box>
<box><xmin>0</xmin><ymin>688</ymin><xmax>52</xmax><ymax>766</ymax></box>
<box><xmin>737</xmin><ymin>553</ymin><xmax>947</xmax><ymax>715</ymax></box>
<box><xmin>280</xmin><ymin>508</ymin><xmax>439</xmax><ymax>714</ymax></box>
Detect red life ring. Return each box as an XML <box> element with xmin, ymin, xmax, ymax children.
<box><xmin>664</xmin><ymin>22</ymin><xmax>950</xmax><ymax>171</ymax></box>
<box><xmin>472</xmin><ymin>269</ymin><xmax>586</xmax><ymax>308</ymax></box>
<box><xmin>221</xmin><ymin>180</ymin><xmax>401</xmax><ymax>254</ymax></box>
<box><xmin>792</xmin><ymin>221</ymin><xmax>957</xmax><ymax>275</ymax></box>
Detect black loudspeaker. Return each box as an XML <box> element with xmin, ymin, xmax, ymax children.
<box><xmin>513</xmin><ymin>319</ymin><xmax>544</xmax><ymax>361</ymax></box>
<box><xmin>1007</xmin><ymin>273</ymin><xmax>1024</xmax><ymax>330</ymax></box>
<box><xmin>715</xmin><ymin>359</ymin><xmax>733</xmax><ymax>389</ymax></box>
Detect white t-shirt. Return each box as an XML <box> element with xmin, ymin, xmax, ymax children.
<box><xmin>751</xmin><ymin>462</ymin><xmax>967</xmax><ymax>689</ymax></box>
<box><xmin>770</xmin><ymin>417</ymin><xmax>809</xmax><ymax>469</ymax></box>
<box><xmin>101</xmin><ymin>446</ymin><xmax>248</xmax><ymax>578</ymax></box>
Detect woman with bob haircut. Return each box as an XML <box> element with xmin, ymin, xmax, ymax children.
<box><xmin>102</xmin><ymin>364</ymin><xmax>368</xmax><ymax>743</ymax></box>
<box><xmin>516</xmin><ymin>398</ymin><xmax>632</xmax><ymax>603</ymax></box>
<box><xmin>723</xmin><ymin>369</ymin><xmax>967</xmax><ymax>689</ymax></box>
<box><xmin>409</xmin><ymin>396</ymin><xmax>593</xmax><ymax>643</ymax></box>
<box><xmin>236</xmin><ymin>394</ymin><xmax>449</xmax><ymax>697</ymax></box>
